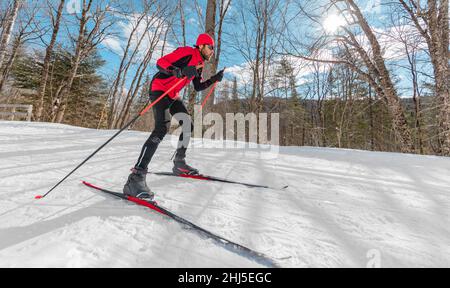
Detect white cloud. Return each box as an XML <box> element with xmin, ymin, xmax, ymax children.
<box><xmin>102</xmin><ymin>12</ymin><xmax>175</xmax><ymax>63</ymax></box>
<box><xmin>226</xmin><ymin>53</ymin><xmax>332</xmax><ymax>96</ymax></box>
<box><xmin>374</xmin><ymin>24</ymin><xmax>427</xmax><ymax>60</ymax></box>
<box><xmin>361</xmin><ymin>0</ymin><xmax>383</xmax><ymax>15</ymax></box>
<box><xmin>103</xmin><ymin>35</ymin><xmax>123</xmax><ymax>54</ymax></box>
<box><xmin>225</xmin><ymin>24</ymin><xmax>424</xmax><ymax>94</ymax></box>
<box><xmin>320</xmin><ymin>22</ymin><xmax>427</xmax><ymax>62</ymax></box>
<box><xmin>226</xmin><ymin>62</ymin><xmax>253</xmax><ymax>85</ymax></box>
<box><xmin>187</xmin><ymin>17</ymin><xmax>199</xmax><ymax>25</ymax></box>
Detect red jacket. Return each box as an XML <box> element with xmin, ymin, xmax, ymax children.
<box><xmin>152</xmin><ymin>46</ymin><xmax>213</xmax><ymax>99</ymax></box>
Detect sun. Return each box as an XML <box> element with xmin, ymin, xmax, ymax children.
<box><xmin>323</xmin><ymin>14</ymin><xmax>346</xmax><ymax>33</ymax></box>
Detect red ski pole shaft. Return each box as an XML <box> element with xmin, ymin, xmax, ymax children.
<box><xmin>201</xmin><ymin>67</ymin><xmax>225</xmax><ymax>109</ymax></box>
<box><xmin>139</xmin><ymin>77</ymin><xmax>185</xmax><ymax>115</ymax></box>
<box><xmin>35</xmin><ymin>77</ymin><xmax>186</xmax><ymax>200</ymax></box>
<box><xmin>201</xmin><ymin>81</ymin><xmax>218</xmax><ymax>108</ymax></box>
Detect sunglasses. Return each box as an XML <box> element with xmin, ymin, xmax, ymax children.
<box><xmin>206</xmin><ymin>45</ymin><xmax>214</xmax><ymax>50</ymax></box>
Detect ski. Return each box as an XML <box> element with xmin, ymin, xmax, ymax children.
<box><xmin>82</xmin><ymin>181</ymin><xmax>279</xmax><ymax>268</ymax></box>
<box><xmin>149</xmin><ymin>172</ymin><xmax>288</xmax><ymax>190</ymax></box>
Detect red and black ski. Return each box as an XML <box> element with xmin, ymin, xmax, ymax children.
<box><xmin>149</xmin><ymin>172</ymin><xmax>288</xmax><ymax>190</ymax></box>
<box><xmin>82</xmin><ymin>181</ymin><xmax>279</xmax><ymax>268</ymax></box>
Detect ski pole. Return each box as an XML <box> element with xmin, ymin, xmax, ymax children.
<box><xmin>201</xmin><ymin>81</ymin><xmax>218</xmax><ymax>108</ymax></box>
<box><xmin>201</xmin><ymin>67</ymin><xmax>225</xmax><ymax>109</ymax></box>
<box><xmin>35</xmin><ymin>77</ymin><xmax>187</xmax><ymax>200</ymax></box>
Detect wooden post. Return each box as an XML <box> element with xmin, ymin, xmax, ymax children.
<box><xmin>27</xmin><ymin>105</ymin><xmax>32</xmax><ymax>121</ymax></box>
<box><xmin>11</xmin><ymin>106</ymin><xmax>16</xmax><ymax>121</ymax></box>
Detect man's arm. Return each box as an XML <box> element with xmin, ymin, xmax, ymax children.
<box><xmin>156</xmin><ymin>47</ymin><xmax>193</xmax><ymax>75</ymax></box>
<box><xmin>192</xmin><ymin>69</ymin><xmax>213</xmax><ymax>91</ymax></box>
<box><xmin>193</xmin><ymin>68</ymin><xmax>225</xmax><ymax>91</ymax></box>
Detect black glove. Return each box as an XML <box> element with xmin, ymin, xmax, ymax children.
<box><xmin>171</xmin><ymin>67</ymin><xmax>183</xmax><ymax>78</ymax></box>
<box><xmin>210</xmin><ymin>69</ymin><xmax>224</xmax><ymax>83</ymax></box>
<box><xmin>181</xmin><ymin>66</ymin><xmax>199</xmax><ymax>78</ymax></box>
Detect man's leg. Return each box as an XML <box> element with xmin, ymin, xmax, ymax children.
<box><xmin>170</xmin><ymin>99</ymin><xmax>198</xmax><ymax>175</ymax></box>
<box><xmin>135</xmin><ymin>92</ymin><xmax>172</xmax><ymax>170</ymax></box>
<box><xmin>124</xmin><ymin>91</ymin><xmax>172</xmax><ymax>199</ymax></box>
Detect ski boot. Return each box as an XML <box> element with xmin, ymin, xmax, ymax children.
<box><xmin>172</xmin><ymin>148</ymin><xmax>199</xmax><ymax>176</ymax></box>
<box><xmin>123</xmin><ymin>167</ymin><xmax>155</xmax><ymax>201</ymax></box>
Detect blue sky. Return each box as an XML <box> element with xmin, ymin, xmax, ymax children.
<box><xmin>21</xmin><ymin>0</ymin><xmax>431</xmax><ymax>98</ymax></box>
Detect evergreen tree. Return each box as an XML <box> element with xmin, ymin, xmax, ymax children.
<box><xmin>10</xmin><ymin>45</ymin><xmax>108</xmax><ymax>127</ymax></box>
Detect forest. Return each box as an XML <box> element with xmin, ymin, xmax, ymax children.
<box><xmin>0</xmin><ymin>0</ymin><xmax>448</xmax><ymax>156</ymax></box>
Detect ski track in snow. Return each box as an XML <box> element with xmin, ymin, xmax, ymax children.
<box><xmin>0</xmin><ymin>121</ymin><xmax>449</xmax><ymax>267</ymax></box>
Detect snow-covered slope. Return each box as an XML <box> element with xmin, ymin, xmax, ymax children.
<box><xmin>0</xmin><ymin>121</ymin><xmax>449</xmax><ymax>267</ymax></box>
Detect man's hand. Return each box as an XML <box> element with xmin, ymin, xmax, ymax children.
<box><xmin>172</xmin><ymin>66</ymin><xmax>199</xmax><ymax>78</ymax></box>
<box><xmin>182</xmin><ymin>66</ymin><xmax>199</xmax><ymax>78</ymax></box>
<box><xmin>171</xmin><ymin>67</ymin><xmax>183</xmax><ymax>78</ymax></box>
<box><xmin>210</xmin><ymin>69</ymin><xmax>225</xmax><ymax>83</ymax></box>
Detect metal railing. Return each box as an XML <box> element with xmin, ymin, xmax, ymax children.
<box><xmin>0</xmin><ymin>104</ymin><xmax>33</xmax><ymax>121</ymax></box>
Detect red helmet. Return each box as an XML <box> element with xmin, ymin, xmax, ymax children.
<box><xmin>196</xmin><ymin>33</ymin><xmax>215</xmax><ymax>47</ymax></box>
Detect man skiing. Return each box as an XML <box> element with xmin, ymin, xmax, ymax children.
<box><xmin>123</xmin><ymin>33</ymin><xmax>224</xmax><ymax>200</ymax></box>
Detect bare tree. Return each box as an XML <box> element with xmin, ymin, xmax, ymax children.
<box><xmin>200</xmin><ymin>0</ymin><xmax>232</xmax><ymax>109</ymax></box>
<box><xmin>201</xmin><ymin>0</ymin><xmax>217</xmax><ymax>110</ymax></box>
<box><xmin>0</xmin><ymin>3</ymin><xmax>10</xmax><ymax>30</ymax></box>
<box><xmin>230</xmin><ymin>0</ymin><xmax>280</xmax><ymax>115</ymax></box>
<box><xmin>106</xmin><ymin>1</ymin><xmax>173</xmax><ymax>128</ymax></box>
<box><xmin>0</xmin><ymin>1</ymin><xmax>44</xmax><ymax>91</ymax></box>
<box><xmin>0</xmin><ymin>0</ymin><xmax>21</xmax><ymax>75</ymax></box>
<box><xmin>398</xmin><ymin>0</ymin><xmax>450</xmax><ymax>155</ymax></box>
<box><xmin>106</xmin><ymin>6</ymin><xmax>149</xmax><ymax>128</ymax></box>
<box><xmin>178</xmin><ymin>0</ymin><xmax>186</xmax><ymax>46</ymax></box>
<box><xmin>51</xmin><ymin>0</ymin><xmax>113</xmax><ymax>123</ymax></box>
<box><xmin>115</xmin><ymin>9</ymin><xmax>170</xmax><ymax>128</ymax></box>
<box><xmin>34</xmin><ymin>0</ymin><xmax>65</xmax><ymax>120</ymax></box>
<box><xmin>388</xmin><ymin>16</ymin><xmax>427</xmax><ymax>153</ymax></box>
<box><xmin>281</xmin><ymin>0</ymin><xmax>415</xmax><ymax>152</ymax></box>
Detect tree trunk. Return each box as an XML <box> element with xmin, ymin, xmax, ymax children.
<box><xmin>117</xmin><ymin>47</ymin><xmax>153</xmax><ymax>128</ymax></box>
<box><xmin>202</xmin><ymin>0</ymin><xmax>217</xmax><ymax>110</ymax></box>
<box><xmin>0</xmin><ymin>0</ymin><xmax>21</xmax><ymax>72</ymax></box>
<box><xmin>252</xmin><ymin>28</ymin><xmax>262</xmax><ymax>113</ymax></box>
<box><xmin>187</xmin><ymin>86</ymin><xmax>197</xmax><ymax>115</ymax></box>
<box><xmin>51</xmin><ymin>0</ymin><xmax>89</xmax><ymax>123</ymax></box>
<box><xmin>179</xmin><ymin>0</ymin><xmax>186</xmax><ymax>46</ymax></box>
<box><xmin>346</xmin><ymin>0</ymin><xmax>414</xmax><ymax>153</ymax></box>
<box><xmin>369</xmin><ymin>85</ymin><xmax>375</xmax><ymax>151</ymax></box>
<box><xmin>399</xmin><ymin>0</ymin><xmax>450</xmax><ymax>155</ymax></box>
<box><xmin>52</xmin><ymin>0</ymin><xmax>108</xmax><ymax>124</ymax></box>
<box><xmin>433</xmin><ymin>0</ymin><xmax>450</xmax><ymax>155</ymax></box>
<box><xmin>257</xmin><ymin>0</ymin><xmax>269</xmax><ymax>116</ymax></box>
<box><xmin>36</xmin><ymin>0</ymin><xmax>65</xmax><ymax>121</ymax></box>
<box><xmin>0</xmin><ymin>35</ymin><xmax>21</xmax><ymax>91</ymax></box>
<box><xmin>108</xmin><ymin>12</ymin><xmax>147</xmax><ymax>128</ymax></box>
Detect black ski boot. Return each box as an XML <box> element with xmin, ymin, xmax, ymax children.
<box><xmin>123</xmin><ymin>167</ymin><xmax>155</xmax><ymax>200</ymax></box>
<box><xmin>172</xmin><ymin>148</ymin><xmax>199</xmax><ymax>176</ymax></box>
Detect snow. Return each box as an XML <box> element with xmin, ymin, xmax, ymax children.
<box><xmin>0</xmin><ymin>121</ymin><xmax>449</xmax><ymax>268</ymax></box>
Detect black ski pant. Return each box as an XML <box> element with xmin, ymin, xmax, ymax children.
<box><xmin>135</xmin><ymin>90</ymin><xmax>193</xmax><ymax>170</ymax></box>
